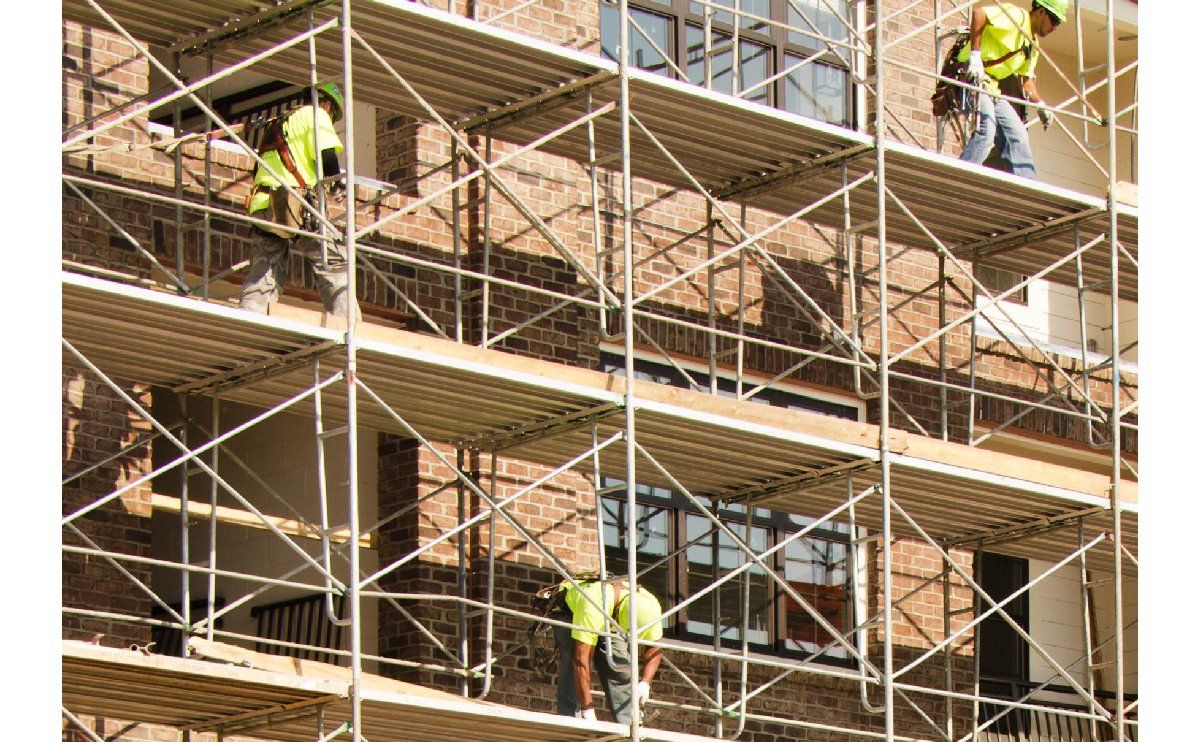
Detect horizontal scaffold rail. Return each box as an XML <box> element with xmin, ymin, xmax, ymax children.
<box><xmin>62</xmin><ymin>271</ymin><xmax>1137</xmax><ymax>570</ymax></box>
<box><xmin>62</xmin><ymin>0</ymin><xmax>1138</xmax><ymax>299</ymax></box>
<box><xmin>62</xmin><ymin>639</ymin><xmax>721</xmax><ymax>742</ymax></box>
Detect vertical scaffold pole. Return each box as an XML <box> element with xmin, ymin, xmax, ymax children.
<box><xmin>1105</xmin><ymin>1</ymin><xmax>1125</xmax><ymax>739</ymax></box>
<box><xmin>938</xmin><ymin>253</ymin><xmax>948</xmax><ymax>440</ymax></box>
<box><xmin>736</xmin><ymin>203</ymin><xmax>747</xmax><ymax>397</ymax></box>
<box><xmin>872</xmin><ymin>2</ymin><xmax>895</xmax><ymax>739</ymax></box>
<box><xmin>452</xmin><ymin>137</ymin><xmax>464</xmax><ymax>343</ymax></box>
<box><xmin>179</xmin><ymin>394</ymin><xmax>190</xmax><ymax>654</ymax></box>
<box><xmin>207</xmin><ymin>390</ymin><xmax>219</xmax><ymax>640</ymax></box>
<box><xmin>341</xmin><ymin>0</ymin><xmax>363</xmax><ymax>739</ymax></box>
<box><xmin>172</xmin><ymin>51</ymin><xmax>185</xmax><ymax>294</ymax></box>
<box><xmin>707</xmin><ymin>202</ymin><xmax>718</xmax><ymax>396</ymax></box>
<box><xmin>970</xmin><ymin>545</ymin><xmax>982</xmax><ymax>742</ymax></box>
<box><xmin>586</xmin><ymin>88</ymin><xmax>607</xmax><ymax>339</ymax></box>
<box><xmin>482</xmin><ymin>133</ymin><xmax>494</xmax><ymax>346</ymax></box>
<box><xmin>457</xmin><ymin>447</ymin><xmax>469</xmax><ymax>697</ymax></box>
<box><xmin>618</xmin><ymin>1</ymin><xmax>641</xmax><ymax>738</ymax></box>
<box><xmin>941</xmin><ymin>555</ymin><xmax>953</xmax><ymax>740</ymax></box>
<box><xmin>202</xmin><ymin>53</ymin><xmax>214</xmax><ymax>301</ymax></box>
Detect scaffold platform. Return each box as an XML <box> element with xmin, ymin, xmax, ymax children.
<box><xmin>62</xmin><ymin>640</ymin><xmax>722</xmax><ymax>742</ymax></box>
<box><xmin>63</xmin><ymin>271</ymin><xmax>1137</xmax><ymax>568</ymax></box>
<box><xmin>62</xmin><ymin>0</ymin><xmax>1138</xmax><ymax>299</ymax></box>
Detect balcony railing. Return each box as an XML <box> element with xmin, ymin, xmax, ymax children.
<box><xmin>978</xmin><ymin>678</ymin><xmax>1138</xmax><ymax>742</ymax></box>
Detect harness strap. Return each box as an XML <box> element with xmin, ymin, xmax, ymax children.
<box><xmin>983</xmin><ymin>44</ymin><xmax>1027</xmax><ymax>70</ymax></box>
<box><xmin>981</xmin><ymin>8</ymin><xmax>1034</xmax><ymax>77</ymax></box>
<box><xmin>259</xmin><ymin>116</ymin><xmax>309</xmax><ymax>189</ymax></box>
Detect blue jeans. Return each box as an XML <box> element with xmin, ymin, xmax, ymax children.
<box><xmin>555</xmin><ymin>625</ymin><xmax>634</xmax><ymax>724</ymax></box>
<box><xmin>959</xmin><ymin>91</ymin><xmax>1036</xmax><ymax>180</ymax></box>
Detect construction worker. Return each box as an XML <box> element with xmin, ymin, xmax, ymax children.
<box><xmin>958</xmin><ymin>0</ymin><xmax>1067</xmax><ymax>179</ymax></box>
<box><xmin>240</xmin><ymin>83</ymin><xmax>360</xmax><ymax>320</ymax></box>
<box><xmin>554</xmin><ymin>576</ymin><xmax>664</xmax><ymax>724</ymax></box>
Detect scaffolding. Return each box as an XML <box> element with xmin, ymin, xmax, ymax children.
<box><xmin>61</xmin><ymin>1</ymin><xmax>1137</xmax><ymax>741</ymax></box>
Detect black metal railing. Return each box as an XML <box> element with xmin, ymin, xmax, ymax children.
<box><xmin>251</xmin><ymin>592</ymin><xmax>345</xmax><ymax>665</ymax></box>
<box><xmin>977</xmin><ymin>678</ymin><xmax>1138</xmax><ymax>742</ymax></box>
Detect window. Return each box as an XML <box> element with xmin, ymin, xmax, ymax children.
<box><xmin>976</xmin><ymin>265</ymin><xmax>1028</xmax><ymax>306</ymax></box>
<box><xmin>599</xmin><ymin>354</ymin><xmax>858</xmax><ymax>662</ymax></box>
<box><xmin>599</xmin><ymin>0</ymin><xmax>853</xmax><ymax>126</ymax></box>
<box><xmin>977</xmin><ymin>552</ymin><xmax>1030</xmax><ymax>729</ymax></box>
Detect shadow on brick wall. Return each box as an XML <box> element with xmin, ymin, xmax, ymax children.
<box><xmin>62</xmin><ymin>366</ymin><xmax>154</xmax><ymax>649</ymax></box>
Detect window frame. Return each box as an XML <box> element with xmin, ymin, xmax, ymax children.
<box><xmin>976</xmin><ymin>264</ymin><xmax>1030</xmax><ymax>306</ymax></box>
<box><xmin>600</xmin><ymin>0</ymin><xmax>855</xmax><ymax>126</ymax></box>
<box><xmin>598</xmin><ymin>351</ymin><xmax>861</xmax><ymax>666</ymax></box>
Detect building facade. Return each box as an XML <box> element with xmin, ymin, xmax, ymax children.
<box><xmin>61</xmin><ymin>1</ymin><xmax>1138</xmax><ymax>740</ymax></box>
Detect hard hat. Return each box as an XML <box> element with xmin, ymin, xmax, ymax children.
<box><xmin>1033</xmin><ymin>0</ymin><xmax>1068</xmax><ymax>23</ymax></box>
<box><xmin>317</xmin><ymin>83</ymin><xmax>344</xmax><ymax>122</ymax></box>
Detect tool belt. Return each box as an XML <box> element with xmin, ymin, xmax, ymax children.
<box><xmin>247</xmin><ymin>184</ymin><xmax>317</xmax><ymax>239</ymax></box>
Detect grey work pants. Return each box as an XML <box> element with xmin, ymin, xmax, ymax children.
<box><xmin>240</xmin><ymin>221</ymin><xmax>360</xmax><ymax>320</ymax></box>
<box><xmin>554</xmin><ymin>624</ymin><xmax>634</xmax><ymax>724</ymax></box>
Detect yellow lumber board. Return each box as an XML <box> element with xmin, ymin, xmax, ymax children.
<box><xmin>150</xmin><ymin>493</ymin><xmax>375</xmax><ymax>548</ymax></box>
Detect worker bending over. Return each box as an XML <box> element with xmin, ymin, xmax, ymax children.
<box><xmin>555</xmin><ymin>576</ymin><xmax>664</xmax><ymax>724</ymax></box>
<box><xmin>240</xmin><ymin>83</ymin><xmax>360</xmax><ymax>320</ymax></box>
<box><xmin>958</xmin><ymin>0</ymin><xmax>1067</xmax><ymax>179</ymax></box>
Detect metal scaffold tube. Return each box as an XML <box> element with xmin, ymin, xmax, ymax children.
<box><xmin>619</xmin><ymin>1</ymin><xmax>643</xmax><ymax>738</ymax></box>
<box><xmin>1105</xmin><ymin>1</ymin><xmax>1126</xmax><ymax>739</ymax></box>
<box><xmin>873</xmin><ymin>2</ymin><xmax>895</xmax><ymax>739</ymax></box>
<box><xmin>341</xmin><ymin>1</ymin><xmax>364</xmax><ymax>739</ymax></box>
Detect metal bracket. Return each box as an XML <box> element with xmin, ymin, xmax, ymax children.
<box><xmin>714</xmin><ymin>143</ymin><xmax>873</xmax><ymax>202</ymax></box>
<box><xmin>458</xmin><ymin>71</ymin><xmax>618</xmax><ymax>133</ymax></box>
<box><xmin>454</xmin><ymin>402</ymin><xmax>623</xmax><ymax>453</ymax></box>
<box><xmin>942</xmin><ymin>507</ymin><xmax>1107</xmax><ymax>549</ymax></box>
<box><xmin>721</xmin><ymin>457</ymin><xmax>878</xmax><ymax>505</ymax></box>
<box><xmin>172</xmin><ymin>339</ymin><xmax>341</xmax><ymax>395</ymax></box>
<box><xmin>950</xmin><ymin>208</ymin><xmax>1105</xmax><ymax>262</ymax></box>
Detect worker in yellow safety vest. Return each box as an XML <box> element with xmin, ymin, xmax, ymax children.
<box><xmin>554</xmin><ymin>576</ymin><xmax>664</xmax><ymax>724</ymax></box>
<box><xmin>240</xmin><ymin>83</ymin><xmax>360</xmax><ymax>320</ymax></box>
<box><xmin>958</xmin><ymin>0</ymin><xmax>1067</xmax><ymax>179</ymax></box>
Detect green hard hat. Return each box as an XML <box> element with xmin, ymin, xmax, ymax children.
<box><xmin>317</xmin><ymin>83</ymin><xmax>344</xmax><ymax>122</ymax></box>
<box><xmin>1033</xmin><ymin>0</ymin><xmax>1068</xmax><ymax>23</ymax></box>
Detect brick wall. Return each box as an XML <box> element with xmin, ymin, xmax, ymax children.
<box><xmin>61</xmin><ymin>365</ymin><xmax>153</xmax><ymax>649</ymax></box>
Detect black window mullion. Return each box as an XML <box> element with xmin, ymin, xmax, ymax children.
<box><xmin>673</xmin><ymin>0</ymin><xmax>690</xmax><ymax>78</ymax></box>
<box><xmin>770</xmin><ymin>526</ymin><xmax>784</xmax><ymax>652</ymax></box>
<box><xmin>671</xmin><ymin>505</ymin><xmax>687</xmax><ymax>634</ymax></box>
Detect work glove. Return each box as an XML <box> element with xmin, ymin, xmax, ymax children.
<box><xmin>578</xmin><ymin>708</ymin><xmax>597</xmax><ymax>722</ymax></box>
<box><xmin>636</xmin><ymin>681</ymin><xmax>651</xmax><ymax>705</ymax></box>
<box><xmin>1038</xmin><ymin>107</ymin><xmax>1054</xmax><ymax>131</ymax></box>
<box><xmin>966</xmin><ymin>50</ymin><xmax>984</xmax><ymax>84</ymax></box>
<box><xmin>636</xmin><ymin>681</ymin><xmax>651</xmax><ymax>724</ymax></box>
<box><xmin>327</xmin><ymin>179</ymin><xmax>347</xmax><ymax>203</ymax></box>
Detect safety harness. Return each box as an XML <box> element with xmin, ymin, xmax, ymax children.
<box><xmin>258</xmin><ymin>114</ymin><xmax>309</xmax><ymax>189</ymax></box>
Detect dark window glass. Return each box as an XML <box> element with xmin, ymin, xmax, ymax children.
<box><xmin>976</xmin><ymin>265</ymin><xmax>1029</xmax><ymax>306</ymax></box>
<box><xmin>596</xmin><ymin>354</ymin><xmax>858</xmax><ymax>663</ymax></box>
<box><xmin>783</xmin><ymin>54</ymin><xmax>849</xmax><ymax>127</ymax></box>
<box><xmin>600</xmin><ymin>0</ymin><xmax>853</xmax><ymax>126</ymax></box>
<box><xmin>782</xmin><ymin>537</ymin><xmax>849</xmax><ymax>657</ymax></box>
<box><xmin>976</xmin><ymin>552</ymin><xmax>1031</xmax><ymax>730</ymax></box>
<box><xmin>685</xmin><ymin>515</ymin><xmax>771</xmax><ymax>645</ymax></box>
<box><xmin>600</xmin><ymin>5</ymin><xmax>674</xmax><ymax>77</ymax></box>
<box><xmin>602</xmin><ymin>497</ymin><xmax>673</xmax><ymax>631</ymax></box>
<box><xmin>686</xmin><ymin>26</ymin><xmax>770</xmax><ymax>105</ymax></box>
<box><xmin>690</xmin><ymin>0</ymin><xmax>771</xmax><ymax>32</ymax></box>
<box><xmin>978</xmin><ymin>552</ymin><xmax>1029</xmax><ymax>685</ymax></box>
<box><xmin>787</xmin><ymin>0</ymin><xmax>851</xmax><ymax>48</ymax></box>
